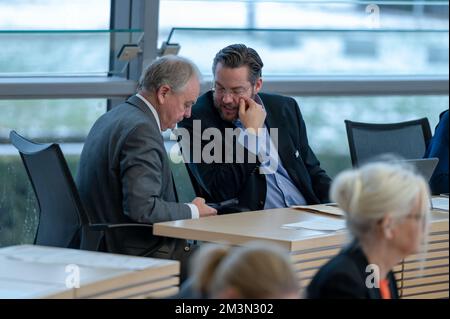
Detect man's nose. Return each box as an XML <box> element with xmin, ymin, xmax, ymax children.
<box><xmin>221</xmin><ymin>93</ymin><xmax>234</xmax><ymax>104</ymax></box>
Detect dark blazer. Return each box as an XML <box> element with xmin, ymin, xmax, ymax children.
<box><xmin>178</xmin><ymin>91</ymin><xmax>331</xmax><ymax>211</ymax></box>
<box><xmin>307</xmin><ymin>241</ymin><xmax>400</xmax><ymax>299</ymax></box>
<box><xmin>76</xmin><ymin>95</ymin><xmax>192</xmax><ymax>252</ymax></box>
<box><xmin>425</xmin><ymin>110</ymin><xmax>449</xmax><ymax>194</ymax></box>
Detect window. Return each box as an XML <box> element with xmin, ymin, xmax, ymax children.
<box><xmin>0</xmin><ymin>99</ymin><xmax>106</xmax><ymax>247</ymax></box>
<box><xmin>159</xmin><ymin>0</ymin><xmax>449</xmax><ymax>178</ymax></box>
<box><xmin>0</xmin><ymin>0</ymin><xmax>111</xmax><ymax>76</ymax></box>
<box><xmin>160</xmin><ymin>0</ymin><xmax>448</xmax><ymax>177</ymax></box>
<box><xmin>0</xmin><ymin>99</ymin><xmax>106</xmax><ymax>142</ymax></box>
<box><xmin>0</xmin><ymin>0</ymin><xmax>111</xmax><ymax>247</ymax></box>
<box><xmin>159</xmin><ymin>1</ymin><xmax>449</xmax><ymax>76</ymax></box>
<box><xmin>296</xmin><ymin>95</ymin><xmax>448</xmax><ymax>177</ymax></box>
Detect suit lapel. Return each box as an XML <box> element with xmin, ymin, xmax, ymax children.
<box><xmin>126</xmin><ymin>95</ymin><xmax>160</xmax><ymax>127</ymax></box>
<box><xmin>263</xmin><ymin>96</ymin><xmax>290</xmax><ymax>164</ymax></box>
<box><xmin>126</xmin><ymin>95</ymin><xmax>177</xmax><ymax>199</ymax></box>
<box><xmin>262</xmin><ymin>95</ymin><xmax>316</xmax><ymax>201</ymax></box>
<box><xmin>126</xmin><ymin>95</ymin><xmax>164</xmax><ymax>142</ymax></box>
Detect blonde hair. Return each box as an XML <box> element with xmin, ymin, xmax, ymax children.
<box><xmin>190</xmin><ymin>244</ymin><xmax>231</xmax><ymax>296</ymax></box>
<box><xmin>330</xmin><ymin>161</ymin><xmax>431</xmax><ymax>241</ymax></box>
<box><xmin>191</xmin><ymin>241</ymin><xmax>300</xmax><ymax>299</ymax></box>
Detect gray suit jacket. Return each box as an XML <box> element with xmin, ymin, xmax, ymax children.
<box><xmin>76</xmin><ymin>95</ymin><xmax>191</xmax><ymax>252</ymax></box>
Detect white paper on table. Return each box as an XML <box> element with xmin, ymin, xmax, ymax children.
<box><xmin>0</xmin><ymin>245</ymin><xmax>167</xmax><ymax>270</ymax></box>
<box><xmin>432</xmin><ymin>197</ymin><xmax>449</xmax><ymax>212</ymax></box>
<box><xmin>282</xmin><ymin>217</ymin><xmax>346</xmax><ymax>231</ymax></box>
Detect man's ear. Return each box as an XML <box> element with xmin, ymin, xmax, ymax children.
<box><xmin>156</xmin><ymin>85</ymin><xmax>171</xmax><ymax>105</ymax></box>
<box><xmin>381</xmin><ymin>214</ymin><xmax>395</xmax><ymax>240</ymax></box>
<box><xmin>254</xmin><ymin>77</ymin><xmax>263</xmax><ymax>94</ymax></box>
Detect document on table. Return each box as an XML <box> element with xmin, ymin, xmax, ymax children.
<box><xmin>432</xmin><ymin>197</ymin><xmax>449</xmax><ymax>212</ymax></box>
<box><xmin>282</xmin><ymin>217</ymin><xmax>346</xmax><ymax>231</ymax></box>
<box><xmin>0</xmin><ymin>245</ymin><xmax>167</xmax><ymax>270</ymax></box>
<box><xmin>291</xmin><ymin>203</ymin><xmax>345</xmax><ymax>216</ymax></box>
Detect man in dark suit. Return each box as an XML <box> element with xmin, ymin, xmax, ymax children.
<box><xmin>76</xmin><ymin>56</ymin><xmax>216</xmax><ymax>271</ymax></box>
<box><xmin>178</xmin><ymin>44</ymin><xmax>331</xmax><ymax>211</ymax></box>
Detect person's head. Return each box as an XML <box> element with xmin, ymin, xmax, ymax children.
<box><xmin>331</xmin><ymin>161</ymin><xmax>431</xmax><ymax>258</ymax></box>
<box><xmin>191</xmin><ymin>242</ymin><xmax>300</xmax><ymax>299</ymax></box>
<box><xmin>211</xmin><ymin>44</ymin><xmax>264</xmax><ymax>122</ymax></box>
<box><xmin>138</xmin><ymin>55</ymin><xmax>201</xmax><ymax>131</ymax></box>
<box><xmin>189</xmin><ymin>244</ymin><xmax>230</xmax><ymax>298</ymax></box>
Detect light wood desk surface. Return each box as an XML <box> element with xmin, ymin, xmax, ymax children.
<box><xmin>155</xmin><ymin>208</ymin><xmax>350</xmax><ymax>251</ymax></box>
<box><xmin>154</xmin><ymin>207</ymin><xmax>448</xmax><ymax>251</ymax></box>
<box><xmin>0</xmin><ymin>245</ymin><xmax>180</xmax><ymax>299</ymax></box>
<box><xmin>154</xmin><ymin>205</ymin><xmax>449</xmax><ymax>299</ymax></box>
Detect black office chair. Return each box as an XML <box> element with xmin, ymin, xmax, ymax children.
<box><xmin>10</xmin><ymin>130</ymin><xmax>86</xmax><ymax>248</ymax></box>
<box><xmin>345</xmin><ymin>118</ymin><xmax>432</xmax><ymax>167</ymax></box>
<box><xmin>10</xmin><ymin>131</ymin><xmax>161</xmax><ymax>255</ymax></box>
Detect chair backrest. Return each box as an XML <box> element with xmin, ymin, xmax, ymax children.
<box><xmin>345</xmin><ymin>118</ymin><xmax>432</xmax><ymax>167</ymax></box>
<box><xmin>9</xmin><ymin>131</ymin><xmax>88</xmax><ymax>248</ymax></box>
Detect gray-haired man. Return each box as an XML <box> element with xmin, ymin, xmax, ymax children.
<box><xmin>76</xmin><ymin>56</ymin><xmax>216</xmax><ymax>278</ymax></box>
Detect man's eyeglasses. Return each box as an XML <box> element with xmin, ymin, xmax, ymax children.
<box><xmin>212</xmin><ymin>84</ymin><xmax>251</xmax><ymax>98</ymax></box>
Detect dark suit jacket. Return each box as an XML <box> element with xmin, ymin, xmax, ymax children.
<box><xmin>178</xmin><ymin>91</ymin><xmax>331</xmax><ymax>211</ymax></box>
<box><xmin>76</xmin><ymin>95</ymin><xmax>192</xmax><ymax>253</ymax></box>
<box><xmin>425</xmin><ymin>110</ymin><xmax>449</xmax><ymax>194</ymax></box>
<box><xmin>307</xmin><ymin>241</ymin><xmax>400</xmax><ymax>299</ymax></box>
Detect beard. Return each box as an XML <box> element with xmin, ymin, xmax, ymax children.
<box><xmin>214</xmin><ymin>102</ymin><xmax>239</xmax><ymax>122</ymax></box>
<box><xmin>213</xmin><ymin>90</ymin><xmax>255</xmax><ymax>122</ymax></box>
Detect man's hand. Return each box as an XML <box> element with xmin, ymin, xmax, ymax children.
<box><xmin>192</xmin><ymin>197</ymin><xmax>217</xmax><ymax>217</ymax></box>
<box><xmin>238</xmin><ymin>96</ymin><xmax>266</xmax><ymax>135</ymax></box>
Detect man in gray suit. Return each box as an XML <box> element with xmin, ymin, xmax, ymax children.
<box><xmin>76</xmin><ymin>56</ymin><xmax>216</xmax><ymax>276</ymax></box>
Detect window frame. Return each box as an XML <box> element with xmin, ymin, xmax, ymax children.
<box><xmin>0</xmin><ymin>1</ymin><xmax>447</xmax><ymax>100</ymax></box>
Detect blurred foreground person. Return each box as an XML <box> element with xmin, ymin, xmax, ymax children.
<box><xmin>307</xmin><ymin>161</ymin><xmax>430</xmax><ymax>299</ymax></box>
<box><xmin>177</xmin><ymin>241</ymin><xmax>301</xmax><ymax>299</ymax></box>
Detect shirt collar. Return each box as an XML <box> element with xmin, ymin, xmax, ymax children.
<box><xmin>136</xmin><ymin>93</ymin><xmax>162</xmax><ymax>132</ymax></box>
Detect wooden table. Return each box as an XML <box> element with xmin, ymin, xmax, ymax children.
<box><xmin>154</xmin><ymin>206</ymin><xmax>449</xmax><ymax>299</ymax></box>
<box><xmin>0</xmin><ymin>245</ymin><xmax>180</xmax><ymax>299</ymax></box>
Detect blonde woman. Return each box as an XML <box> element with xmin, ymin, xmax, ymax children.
<box><xmin>177</xmin><ymin>241</ymin><xmax>300</xmax><ymax>299</ymax></box>
<box><xmin>307</xmin><ymin>162</ymin><xmax>430</xmax><ymax>299</ymax></box>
